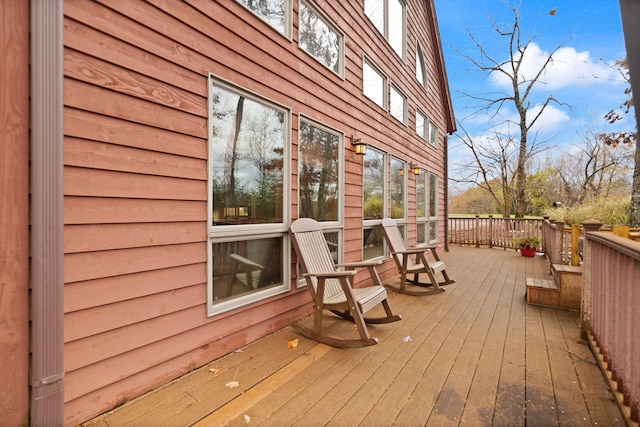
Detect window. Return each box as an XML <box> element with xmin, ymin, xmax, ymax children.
<box><xmin>416</xmin><ymin>170</ymin><xmax>438</xmax><ymax>245</ymax></box>
<box><xmin>238</xmin><ymin>0</ymin><xmax>290</xmax><ymax>37</ymax></box>
<box><xmin>416</xmin><ymin>110</ymin><xmax>426</xmax><ymax>140</ymax></box>
<box><xmin>416</xmin><ymin>42</ymin><xmax>426</xmax><ymax>88</ymax></box>
<box><xmin>389</xmin><ymin>85</ymin><xmax>406</xmax><ymax>124</ymax></box>
<box><xmin>299</xmin><ymin>1</ymin><xmax>344</xmax><ymax>75</ymax></box>
<box><xmin>365</xmin><ymin>0</ymin><xmax>406</xmax><ymax>59</ymax></box>
<box><xmin>390</xmin><ymin>156</ymin><xmax>406</xmax><ymax>219</ymax></box>
<box><xmin>428</xmin><ymin>121</ymin><xmax>438</xmax><ymax>146</ymax></box>
<box><xmin>207</xmin><ymin>75</ymin><xmax>290</xmax><ymax>315</ymax></box>
<box><xmin>363</xmin><ymin>147</ymin><xmax>386</xmax><ymax>260</ymax></box>
<box><xmin>363</xmin><ymin>58</ymin><xmax>386</xmax><ymax>108</ymax></box>
<box><xmin>298</xmin><ymin>119</ymin><xmax>341</xmax><ymax>222</ymax></box>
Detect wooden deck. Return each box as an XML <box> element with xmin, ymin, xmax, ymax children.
<box><xmin>83</xmin><ymin>246</ymin><xmax>623</xmax><ymax>426</ymax></box>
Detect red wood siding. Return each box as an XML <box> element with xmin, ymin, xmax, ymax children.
<box><xmin>62</xmin><ymin>0</ymin><xmax>452</xmax><ymax>424</ymax></box>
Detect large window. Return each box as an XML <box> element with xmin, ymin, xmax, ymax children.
<box><xmin>428</xmin><ymin>121</ymin><xmax>438</xmax><ymax>147</ymax></box>
<box><xmin>416</xmin><ymin>170</ymin><xmax>438</xmax><ymax>245</ymax></box>
<box><xmin>363</xmin><ymin>148</ymin><xmax>386</xmax><ymax>260</ymax></box>
<box><xmin>238</xmin><ymin>0</ymin><xmax>290</xmax><ymax>37</ymax></box>
<box><xmin>363</xmin><ymin>58</ymin><xmax>386</xmax><ymax>109</ymax></box>
<box><xmin>299</xmin><ymin>1</ymin><xmax>343</xmax><ymax>76</ymax></box>
<box><xmin>298</xmin><ymin>119</ymin><xmax>341</xmax><ymax>222</ymax></box>
<box><xmin>390</xmin><ymin>156</ymin><xmax>406</xmax><ymax>219</ymax></box>
<box><xmin>364</xmin><ymin>0</ymin><xmax>406</xmax><ymax>59</ymax></box>
<box><xmin>390</xmin><ymin>84</ymin><xmax>406</xmax><ymax>124</ymax></box>
<box><xmin>207</xmin><ymin>75</ymin><xmax>290</xmax><ymax>315</ymax></box>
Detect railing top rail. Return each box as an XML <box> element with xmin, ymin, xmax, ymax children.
<box><xmin>587</xmin><ymin>231</ymin><xmax>640</xmax><ymax>261</ymax></box>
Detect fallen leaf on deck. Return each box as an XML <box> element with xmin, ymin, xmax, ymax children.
<box><xmin>208</xmin><ymin>367</ymin><xmax>222</xmax><ymax>375</ymax></box>
<box><xmin>225</xmin><ymin>381</ymin><xmax>240</xmax><ymax>388</ymax></box>
<box><xmin>287</xmin><ymin>339</ymin><xmax>299</xmax><ymax>349</ymax></box>
<box><xmin>403</xmin><ymin>335</ymin><xmax>412</xmax><ymax>343</ymax></box>
<box><xmin>234</xmin><ymin>349</ymin><xmax>243</xmax><ymax>353</ymax></box>
<box><xmin>244</xmin><ymin>414</ymin><xmax>251</xmax><ymax>423</ymax></box>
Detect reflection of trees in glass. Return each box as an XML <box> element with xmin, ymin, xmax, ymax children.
<box><xmin>364</xmin><ymin>149</ymin><xmax>384</xmax><ymax>220</ymax></box>
<box><xmin>416</xmin><ymin>171</ymin><xmax>426</xmax><ymax>218</ymax></box>
<box><xmin>390</xmin><ymin>157</ymin><xmax>405</xmax><ymax>218</ymax></box>
<box><xmin>210</xmin><ymin>84</ymin><xmax>285</xmax><ymax>224</ymax></box>
<box><xmin>299</xmin><ymin>1</ymin><xmax>340</xmax><ymax>73</ymax></box>
<box><xmin>429</xmin><ymin>173</ymin><xmax>438</xmax><ymax>217</ymax></box>
<box><xmin>239</xmin><ymin>0</ymin><xmax>287</xmax><ymax>35</ymax></box>
<box><xmin>299</xmin><ymin>122</ymin><xmax>339</xmax><ymax>221</ymax></box>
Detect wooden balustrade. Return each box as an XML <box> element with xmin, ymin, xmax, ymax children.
<box><xmin>448</xmin><ymin>216</ymin><xmax>544</xmax><ymax>250</ymax></box>
<box><xmin>582</xmin><ymin>226</ymin><xmax>640</xmax><ymax>424</ymax></box>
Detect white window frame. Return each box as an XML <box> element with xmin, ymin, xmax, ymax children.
<box><xmin>416</xmin><ymin>109</ymin><xmax>427</xmax><ymax>140</ymax></box>
<box><xmin>237</xmin><ymin>0</ymin><xmax>292</xmax><ymax>39</ymax></box>
<box><xmin>206</xmin><ymin>74</ymin><xmax>292</xmax><ymax>316</ymax></box>
<box><xmin>364</xmin><ymin>0</ymin><xmax>406</xmax><ymax>60</ymax></box>
<box><xmin>362</xmin><ymin>57</ymin><xmax>387</xmax><ymax>109</ymax></box>
<box><xmin>428</xmin><ymin>120</ymin><xmax>438</xmax><ymax>147</ymax></box>
<box><xmin>389</xmin><ymin>84</ymin><xmax>407</xmax><ymax>124</ymax></box>
<box><xmin>416</xmin><ymin>41</ymin><xmax>427</xmax><ymax>89</ymax></box>
<box><xmin>298</xmin><ymin>0</ymin><xmax>345</xmax><ymax>77</ymax></box>
<box><xmin>362</xmin><ymin>146</ymin><xmax>387</xmax><ymax>261</ymax></box>
<box><xmin>428</xmin><ymin>172</ymin><xmax>439</xmax><ymax>243</ymax></box>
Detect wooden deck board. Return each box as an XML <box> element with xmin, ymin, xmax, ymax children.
<box><xmin>82</xmin><ymin>247</ymin><xmax>623</xmax><ymax>427</ymax></box>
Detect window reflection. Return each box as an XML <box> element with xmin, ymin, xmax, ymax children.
<box><xmin>238</xmin><ymin>0</ymin><xmax>288</xmax><ymax>35</ymax></box>
<box><xmin>299</xmin><ymin>121</ymin><xmax>339</xmax><ymax>221</ymax></box>
<box><xmin>363</xmin><ymin>226</ymin><xmax>384</xmax><ymax>260</ymax></box>
<box><xmin>363</xmin><ymin>148</ymin><xmax>385</xmax><ymax>220</ymax></box>
<box><xmin>212</xmin><ymin>237</ymin><xmax>283</xmax><ymax>303</ymax></box>
<box><xmin>390</xmin><ymin>157</ymin><xmax>405</xmax><ymax>219</ymax></box>
<box><xmin>299</xmin><ymin>1</ymin><xmax>342</xmax><ymax>74</ymax></box>
<box><xmin>210</xmin><ymin>84</ymin><xmax>285</xmax><ymax>226</ymax></box>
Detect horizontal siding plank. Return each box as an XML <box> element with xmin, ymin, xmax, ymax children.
<box><xmin>64</xmin><ymin>242</ymin><xmax>206</xmax><ymax>283</ymax></box>
<box><xmin>63</xmin><ymin>17</ymin><xmax>204</xmax><ymax>95</ymax></box>
<box><xmin>64</xmin><ymin>222</ymin><xmax>206</xmax><ymax>254</ymax></box>
<box><xmin>64</xmin><ymin>79</ymin><xmax>206</xmax><ymax>138</ymax></box>
<box><xmin>64</xmin><ymin>285</ymin><xmax>206</xmax><ymax>343</ymax></box>
<box><xmin>64</xmin><ymin>166</ymin><xmax>206</xmax><ymax>200</ymax></box>
<box><xmin>65</xmin><ymin>108</ymin><xmax>206</xmax><ymax>159</ymax></box>
<box><xmin>64</xmin><ymin>197</ymin><xmax>206</xmax><ymax>224</ymax></box>
<box><xmin>64</xmin><ymin>137</ymin><xmax>207</xmax><ymax>180</ymax></box>
<box><xmin>64</xmin><ymin>264</ymin><xmax>205</xmax><ymax>313</ymax></box>
<box><xmin>64</xmin><ymin>48</ymin><xmax>206</xmax><ymax>115</ymax></box>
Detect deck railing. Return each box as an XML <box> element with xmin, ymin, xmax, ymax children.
<box><xmin>448</xmin><ymin>216</ymin><xmax>544</xmax><ymax>251</ymax></box>
<box><xmin>582</xmin><ymin>226</ymin><xmax>640</xmax><ymax>423</ymax></box>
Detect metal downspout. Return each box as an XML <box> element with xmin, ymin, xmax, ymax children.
<box><xmin>30</xmin><ymin>0</ymin><xmax>65</xmax><ymax>425</ymax></box>
<box><xmin>444</xmin><ymin>134</ymin><xmax>450</xmax><ymax>252</ymax></box>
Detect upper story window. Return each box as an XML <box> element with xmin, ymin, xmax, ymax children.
<box><xmin>416</xmin><ymin>41</ymin><xmax>426</xmax><ymax>88</ymax></box>
<box><xmin>238</xmin><ymin>0</ymin><xmax>291</xmax><ymax>37</ymax></box>
<box><xmin>298</xmin><ymin>119</ymin><xmax>341</xmax><ymax>222</ymax></box>
<box><xmin>299</xmin><ymin>1</ymin><xmax>344</xmax><ymax>76</ymax></box>
<box><xmin>365</xmin><ymin>0</ymin><xmax>406</xmax><ymax>60</ymax></box>
<box><xmin>363</xmin><ymin>58</ymin><xmax>386</xmax><ymax>109</ymax></box>
<box><xmin>428</xmin><ymin>121</ymin><xmax>438</xmax><ymax>147</ymax></box>
<box><xmin>416</xmin><ymin>110</ymin><xmax>426</xmax><ymax>140</ymax></box>
<box><xmin>389</xmin><ymin>84</ymin><xmax>406</xmax><ymax>124</ymax></box>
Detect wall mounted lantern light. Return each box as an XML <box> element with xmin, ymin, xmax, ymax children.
<box><xmin>411</xmin><ymin>164</ymin><xmax>422</xmax><ymax>175</ymax></box>
<box><xmin>351</xmin><ymin>136</ymin><xmax>367</xmax><ymax>155</ymax></box>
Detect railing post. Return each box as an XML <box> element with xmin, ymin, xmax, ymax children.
<box><xmin>580</xmin><ymin>218</ymin><xmax>603</xmax><ymax>340</ymax></box>
<box><xmin>488</xmin><ymin>215</ymin><xmax>494</xmax><ymax>248</ymax></box>
<box><xmin>571</xmin><ymin>224</ymin><xmax>581</xmax><ymax>266</ymax></box>
<box><xmin>475</xmin><ymin>215</ymin><xmax>480</xmax><ymax>247</ymax></box>
<box><xmin>554</xmin><ymin>220</ymin><xmax>565</xmax><ymax>265</ymax></box>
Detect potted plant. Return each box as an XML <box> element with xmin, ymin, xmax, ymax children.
<box><xmin>512</xmin><ymin>236</ymin><xmax>541</xmax><ymax>257</ymax></box>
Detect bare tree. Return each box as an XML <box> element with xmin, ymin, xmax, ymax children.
<box><xmin>453</xmin><ymin>3</ymin><xmax>569</xmax><ymax>217</ymax></box>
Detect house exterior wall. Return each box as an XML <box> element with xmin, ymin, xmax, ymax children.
<box><xmin>54</xmin><ymin>0</ymin><xmax>453</xmax><ymax>424</ymax></box>
<box><xmin>0</xmin><ymin>2</ymin><xmax>30</xmax><ymax>425</ymax></box>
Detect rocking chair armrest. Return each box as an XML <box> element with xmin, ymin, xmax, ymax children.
<box><xmin>337</xmin><ymin>260</ymin><xmax>382</xmax><ymax>270</ymax></box>
<box><xmin>391</xmin><ymin>248</ymin><xmax>426</xmax><ymax>255</ymax></box>
<box><xmin>302</xmin><ymin>271</ymin><xmax>356</xmax><ymax>279</ymax></box>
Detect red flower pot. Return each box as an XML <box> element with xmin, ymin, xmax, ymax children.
<box><xmin>520</xmin><ymin>246</ymin><xmax>536</xmax><ymax>257</ymax></box>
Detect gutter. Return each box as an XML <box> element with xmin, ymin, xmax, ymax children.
<box><xmin>30</xmin><ymin>1</ymin><xmax>65</xmax><ymax>425</ymax></box>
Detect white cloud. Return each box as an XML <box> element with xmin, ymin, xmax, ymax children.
<box><xmin>489</xmin><ymin>42</ymin><xmax>620</xmax><ymax>91</ymax></box>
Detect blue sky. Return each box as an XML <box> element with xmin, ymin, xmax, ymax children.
<box><xmin>434</xmin><ymin>0</ymin><xmax>632</xmax><ymax>187</ymax></box>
